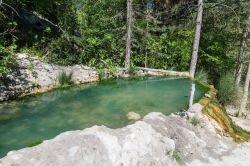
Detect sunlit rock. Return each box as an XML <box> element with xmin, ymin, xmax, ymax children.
<box><xmin>225</xmin><ymin>105</ymin><xmax>239</xmax><ymax>117</ymax></box>
<box><xmin>126</xmin><ymin>112</ymin><xmax>141</xmax><ymax>121</ymax></box>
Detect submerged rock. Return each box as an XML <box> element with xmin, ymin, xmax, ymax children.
<box><xmin>127</xmin><ymin>112</ymin><xmax>141</xmax><ymax>121</ymax></box>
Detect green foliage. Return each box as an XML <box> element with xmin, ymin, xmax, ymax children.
<box><xmin>0</xmin><ymin>42</ymin><xmax>17</xmax><ymax>77</ymax></box>
<box><xmin>47</xmin><ymin>36</ymin><xmax>85</xmax><ymax>65</ymax></box>
<box><xmin>31</xmin><ymin>81</ymin><xmax>40</xmax><ymax>88</ymax></box>
<box><xmin>1</xmin><ymin>0</ymin><xmax>250</xmax><ymax>86</ymax></box>
<box><xmin>218</xmin><ymin>73</ymin><xmax>242</xmax><ymax>107</ymax></box>
<box><xmin>97</xmin><ymin>69</ymin><xmax>106</xmax><ymax>81</ymax></box>
<box><xmin>173</xmin><ymin>149</ymin><xmax>182</xmax><ymax>163</ymax></box>
<box><xmin>196</xmin><ymin>69</ymin><xmax>208</xmax><ymax>83</ymax></box>
<box><xmin>190</xmin><ymin>117</ymin><xmax>201</xmax><ymax>126</ymax></box>
<box><xmin>128</xmin><ymin>64</ymin><xmax>138</xmax><ymax>76</ymax></box>
<box><xmin>27</xmin><ymin>64</ymin><xmax>34</xmax><ymax>71</ymax></box>
<box><xmin>58</xmin><ymin>71</ymin><xmax>73</xmax><ymax>86</ymax></box>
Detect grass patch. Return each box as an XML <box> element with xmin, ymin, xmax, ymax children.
<box><xmin>191</xmin><ymin>117</ymin><xmax>201</xmax><ymax>126</ymax></box>
<box><xmin>173</xmin><ymin>149</ymin><xmax>182</xmax><ymax>163</ymax></box>
<box><xmin>196</xmin><ymin>69</ymin><xmax>208</xmax><ymax>83</ymax></box>
<box><xmin>58</xmin><ymin>71</ymin><xmax>73</xmax><ymax>86</ymax></box>
<box><xmin>97</xmin><ymin>68</ymin><xmax>105</xmax><ymax>81</ymax></box>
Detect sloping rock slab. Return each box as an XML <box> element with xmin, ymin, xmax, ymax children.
<box><xmin>0</xmin><ymin>113</ymin><xmax>177</xmax><ymax>166</ymax></box>
<box><xmin>1</xmin><ymin>112</ymin><xmax>250</xmax><ymax>166</ymax></box>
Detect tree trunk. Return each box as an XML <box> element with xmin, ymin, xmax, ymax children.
<box><xmin>125</xmin><ymin>0</ymin><xmax>133</xmax><ymax>71</ymax></box>
<box><xmin>189</xmin><ymin>0</ymin><xmax>204</xmax><ymax>78</ymax></box>
<box><xmin>145</xmin><ymin>13</ymin><xmax>149</xmax><ymax>68</ymax></box>
<box><xmin>239</xmin><ymin>61</ymin><xmax>250</xmax><ymax>116</ymax></box>
<box><xmin>235</xmin><ymin>11</ymin><xmax>250</xmax><ymax>86</ymax></box>
<box><xmin>145</xmin><ymin>1</ymin><xmax>149</xmax><ymax>68</ymax></box>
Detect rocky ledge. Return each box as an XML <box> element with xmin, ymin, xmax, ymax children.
<box><xmin>0</xmin><ymin>53</ymin><xmax>98</xmax><ymax>101</ymax></box>
<box><xmin>0</xmin><ymin>53</ymin><xmax>191</xmax><ymax>102</ymax></box>
<box><xmin>1</xmin><ymin>110</ymin><xmax>250</xmax><ymax>166</ymax></box>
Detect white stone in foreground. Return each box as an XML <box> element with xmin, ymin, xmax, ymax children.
<box><xmin>1</xmin><ymin>112</ymin><xmax>250</xmax><ymax>166</ymax></box>
<box><xmin>0</xmin><ymin>113</ymin><xmax>177</xmax><ymax>166</ymax></box>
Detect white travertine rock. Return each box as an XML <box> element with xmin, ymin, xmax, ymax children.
<box><xmin>0</xmin><ymin>53</ymin><xmax>98</xmax><ymax>101</ymax></box>
<box><xmin>1</xmin><ymin>112</ymin><xmax>250</xmax><ymax>166</ymax></box>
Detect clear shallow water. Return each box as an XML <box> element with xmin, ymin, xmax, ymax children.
<box><xmin>0</xmin><ymin>77</ymin><xmax>206</xmax><ymax>157</ymax></box>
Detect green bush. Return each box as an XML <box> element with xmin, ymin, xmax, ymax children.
<box><xmin>97</xmin><ymin>69</ymin><xmax>105</xmax><ymax>81</ymax></box>
<box><xmin>58</xmin><ymin>71</ymin><xmax>73</xmax><ymax>86</ymax></box>
<box><xmin>47</xmin><ymin>36</ymin><xmax>85</xmax><ymax>65</ymax></box>
<box><xmin>172</xmin><ymin>149</ymin><xmax>182</xmax><ymax>163</ymax></box>
<box><xmin>128</xmin><ymin>64</ymin><xmax>138</xmax><ymax>76</ymax></box>
<box><xmin>218</xmin><ymin>73</ymin><xmax>242</xmax><ymax>107</ymax></box>
<box><xmin>196</xmin><ymin>69</ymin><xmax>208</xmax><ymax>83</ymax></box>
<box><xmin>0</xmin><ymin>43</ymin><xmax>17</xmax><ymax>77</ymax></box>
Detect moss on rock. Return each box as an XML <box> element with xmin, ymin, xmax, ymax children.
<box><xmin>200</xmin><ymin>88</ymin><xmax>250</xmax><ymax>143</ymax></box>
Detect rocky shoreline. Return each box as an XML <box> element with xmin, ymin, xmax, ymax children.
<box><xmin>0</xmin><ymin>53</ymin><xmax>190</xmax><ymax>102</ymax></box>
<box><xmin>0</xmin><ymin>53</ymin><xmax>99</xmax><ymax>102</ymax></box>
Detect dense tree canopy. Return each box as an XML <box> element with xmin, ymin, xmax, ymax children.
<box><xmin>0</xmin><ymin>0</ymin><xmax>250</xmax><ymax>84</ymax></box>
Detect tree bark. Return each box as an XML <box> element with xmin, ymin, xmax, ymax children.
<box><xmin>235</xmin><ymin>11</ymin><xmax>250</xmax><ymax>86</ymax></box>
<box><xmin>239</xmin><ymin>61</ymin><xmax>250</xmax><ymax>116</ymax></box>
<box><xmin>125</xmin><ymin>0</ymin><xmax>133</xmax><ymax>71</ymax></box>
<box><xmin>189</xmin><ymin>0</ymin><xmax>204</xmax><ymax>78</ymax></box>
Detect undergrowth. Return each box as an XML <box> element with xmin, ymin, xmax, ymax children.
<box><xmin>58</xmin><ymin>71</ymin><xmax>73</xmax><ymax>86</ymax></box>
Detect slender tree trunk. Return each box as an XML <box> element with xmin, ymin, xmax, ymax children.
<box><xmin>125</xmin><ymin>0</ymin><xmax>133</xmax><ymax>71</ymax></box>
<box><xmin>145</xmin><ymin>1</ymin><xmax>149</xmax><ymax>68</ymax></box>
<box><xmin>145</xmin><ymin>12</ymin><xmax>149</xmax><ymax>68</ymax></box>
<box><xmin>235</xmin><ymin>11</ymin><xmax>250</xmax><ymax>86</ymax></box>
<box><xmin>239</xmin><ymin>61</ymin><xmax>250</xmax><ymax>116</ymax></box>
<box><xmin>189</xmin><ymin>0</ymin><xmax>204</xmax><ymax>78</ymax></box>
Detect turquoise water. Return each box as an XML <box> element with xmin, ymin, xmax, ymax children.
<box><xmin>0</xmin><ymin>77</ymin><xmax>205</xmax><ymax>157</ymax></box>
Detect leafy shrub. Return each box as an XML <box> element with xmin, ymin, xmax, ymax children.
<box><xmin>172</xmin><ymin>149</ymin><xmax>182</xmax><ymax>163</ymax></box>
<box><xmin>97</xmin><ymin>69</ymin><xmax>105</xmax><ymax>81</ymax></box>
<box><xmin>196</xmin><ymin>69</ymin><xmax>208</xmax><ymax>83</ymax></box>
<box><xmin>0</xmin><ymin>43</ymin><xmax>17</xmax><ymax>77</ymax></box>
<box><xmin>128</xmin><ymin>64</ymin><xmax>138</xmax><ymax>76</ymax></box>
<box><xmin>191</xmin><ymin>117</ymin><xmax>201</xmax><ymax>126</ymax></box>
<box><xmin>47</xmin><ymin>36</ymin><xmax>85</xmax><ymax>65</ymax></box>
<box><xmin>58</xmin><ymin>71</ymin><xmax>73</xmax><ymax>86</ymax></box>
<box><xmin>218</xmin><ymin>73</ymin><xmax>242</xmax><ymax>107</ymax></box>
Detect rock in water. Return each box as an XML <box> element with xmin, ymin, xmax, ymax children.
<box><xmin>127</xmin><ymin>112</ymin><xmax>141</xmax><ymax>121</ymax></box>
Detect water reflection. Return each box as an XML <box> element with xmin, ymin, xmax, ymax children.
<box><xmin>189</xmin><ymin>83</ymin><xmax>196</xmax><ymax>107</ymax></box>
